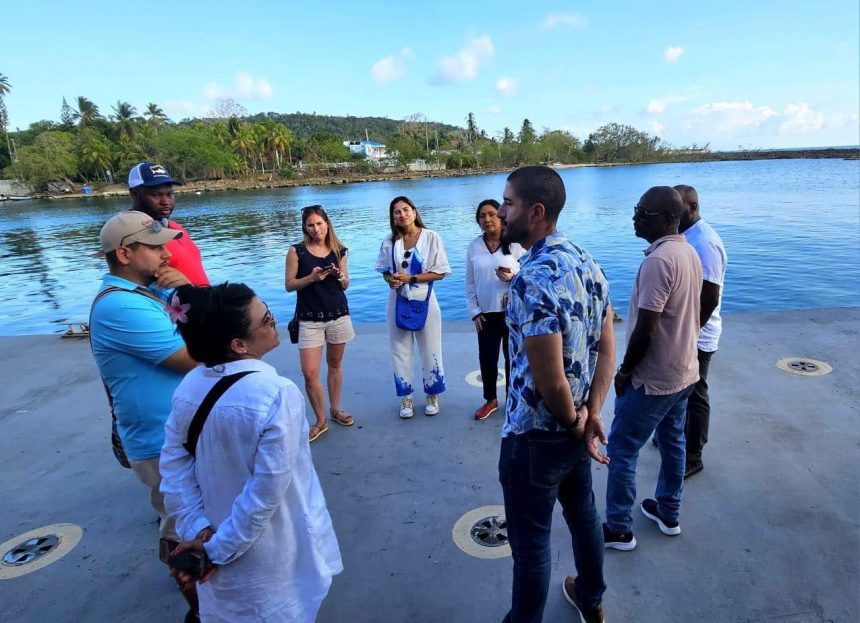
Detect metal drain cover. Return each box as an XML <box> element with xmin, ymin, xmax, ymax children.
<box><xmin>0</xmin><ymin>523</ymin><xmax>83</xmax><ymax>580</ymax></box>
<box><xmin>465</xmin><ymin>369</ymin><xmax>506</xmax><ymax>388</ymax></box>
<box><xmin>452</xmin><ymin>505</ymin><xmax>511</xmax><ymax>559</ymax></box>
<box><xmin>3</xmin><ymin>535</ymin><xmax>60</xmax><ymax>565</ymax></box>
<box><xmin>776</xmin><ymin>357</ymin><xmax>832</xmax><ymax>377</ymax></box>
<box><xmin>470</xmin><ymin>515</ymin><xmax>508</xmax><ymax>547</ymax></box>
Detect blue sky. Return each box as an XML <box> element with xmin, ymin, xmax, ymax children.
<box><xmin>4</xmin><ymin>0</ymin><xmax>858</xmax><ymax>149</ymax></box>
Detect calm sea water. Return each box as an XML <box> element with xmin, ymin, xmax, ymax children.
<box><xmin>1</xmin><ymin>159</ymin><xmax>858</xmax><ymax>336</ymax></box>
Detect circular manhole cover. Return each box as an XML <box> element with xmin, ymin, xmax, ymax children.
<box><xmin>0</xmin><ymin>524</ymin><xmax>83</xmax><ymax>580</ymax></box>
<box><xmin>452</xmin><ymin>505</ymin><xmax>511</xmax><ymax>559</ymax></box>
<box><xmin>465</xmin><ymin>369</ymin><xmax>506</xmax><ymax>388</ymax></box>
<box><xmin>3</xmin><ymin>535</ymin><xmax>60</xmax><ymax>565</ymax></box>
<box><xmin>470</xmin><ymin>515</ymin><xmax>508</xmax><ymax>547</ymax></box>
<box><xmin>776</xmin><ymin>357</ymin><xmax>832</xmax><ymax>377</ymax></box>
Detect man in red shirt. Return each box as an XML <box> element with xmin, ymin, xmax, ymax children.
<box><xmin>128</xmin><ymin>162</ymin><xmax>210</xmax><ymax>285</ymax></box>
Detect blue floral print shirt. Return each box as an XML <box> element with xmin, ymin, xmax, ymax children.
<box><xmin>503</xmin><ymin>232</ymin><xmax>610</xmax><ymax>437</ymax></box>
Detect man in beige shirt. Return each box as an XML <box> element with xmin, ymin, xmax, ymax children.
<box><xmin>603</xmin><ymin>186</ymin><xmax>702</xmax><ymax>551</ymax></box>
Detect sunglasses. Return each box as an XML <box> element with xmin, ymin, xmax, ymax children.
<box><xmin>401</xmin><ymin>250</ymin><xmax>412</xmax><ymax>269</ymax></box>
<box><xmin>633</xmin><ymin>205</ymin><xmax>662</xmax><ymax>219</ymax></box>
<box><xmin>256</xmin><ymin>303</ymin><xmax>277</xmax><ymax>329</ymax></box>
<box><xmin>302</xmin><ymin>205</ymin><xmax>326</xmax><ymax>216</ymax></box>
<box><xmin>119</xmin><ymin>220</ymin><xmax>163</xmax><ymax>247</ymax></box>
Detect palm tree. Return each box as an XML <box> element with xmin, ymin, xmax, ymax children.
<box><xmin>74</xmin><ymin>96</ymin><xmax>103</xmax><ymax>128</ymax></box>
<box><xmin>144</xmin><ymin>103</ymin><xmax>168</xmax><ymax>126</ymax></box>
<box><xmin>111</xmin><ymin>100</ymin><xmax>137</xmax><ymax>140</ymax></box>
<box><xmin>230</xmin><ymin>125</ymin><xmax>256</xmax><ymax>172</ymax></box>
<box><xmin>270</xmin><ymin>123</ymin><xmax>294</xmax><ymax>171</ymax></box>
<box><xmin>0</xmin><ymin>73</ymin><xmax>12</xmax><ymax>163</ymax></box>
<box><xmin>79</xmin><ymin>132</ymin><xmax>114</xmax><ymax>181</ymax></box>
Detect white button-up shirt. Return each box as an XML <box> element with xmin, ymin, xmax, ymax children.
<box><xmin>465</xmin><ymin>235</ymin><xmax>525</xmax><ymax>318</ymax></box>
<box><xmin>160</xmin><ymin>358</ymin><xmax>342</xmax><ymax>622</ymax></box>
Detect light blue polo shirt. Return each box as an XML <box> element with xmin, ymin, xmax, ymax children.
<box><xmin>90</xmin><ymin>275</ymin><xmax>187</xmax><ymax>460</ymax></box>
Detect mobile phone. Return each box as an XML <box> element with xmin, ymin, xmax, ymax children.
<box><xmin>168</xmin><ymin>550</ymin><xmax>207</xmax><ymax>580</ymax></box>
<box><xmin>497</xmin><ymin>266</ymin><xmax>512</xmax><ymax>273</ymax></box>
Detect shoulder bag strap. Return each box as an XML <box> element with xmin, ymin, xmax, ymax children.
<box><xmin>183</xmin><ymin>370</ymin><xmax>258</xmax><ymax>457</ymax></box>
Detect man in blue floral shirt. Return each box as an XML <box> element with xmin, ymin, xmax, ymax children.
<box><xmin>497</xmin><ymin>166</ymin><xmax>615</xmax><ymax>623</ymax></box>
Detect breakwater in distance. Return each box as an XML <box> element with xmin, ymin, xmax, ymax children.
<box><xmin>1</xmin><ymin>157</ymin><xmax>858</xmax><ymax>335</ymax></box>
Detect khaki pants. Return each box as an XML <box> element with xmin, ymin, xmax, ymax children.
<box><xmin>129</xmin><ymin>457</ymin><xmax>179</xmax><ymax>542</ymax></box>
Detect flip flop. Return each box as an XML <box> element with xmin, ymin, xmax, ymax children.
<box><xmin>309</xmin><ymin>422</ymin><xmax>329</xmax><ymax>443</ymax></box>
<box><xmin>330</xmin><ymin>409</ymin><xmax>354</xmax><ymax>427</ymax></box>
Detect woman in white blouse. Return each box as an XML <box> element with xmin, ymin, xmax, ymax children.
<box><xmin>465</xmin><ymin>199</ymin><xmax>525</xmax><ymax>421</ymax></box>
<box><xmin>376</xmin><ymin>196</ymin><xmax>451</xmax><ymax>418</ymax></box>
<box><xmin>160</xmin><ymin>282</ymin><xmax>342</xmax><ymax>623</ymax></box>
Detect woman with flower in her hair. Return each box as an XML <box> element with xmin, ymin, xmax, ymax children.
<box><xmin>285</xmin><ymin>205</ymin><xmax>355</xmax><ymax>443</ymax></box>
<box><xmin>375</xmin><ymin>196</ymin><xmax>451</xmax><ymax>418</ymax></box>
<box><xmin>160</xmin><ymin>282</ymin><xmax>343</xmax><ymax>623</ymax></box>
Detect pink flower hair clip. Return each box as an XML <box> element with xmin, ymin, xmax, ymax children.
<box><xmin>165</xmin><ymin>295</ymin><xmax>191</xmax><ymax>324</ymax></box>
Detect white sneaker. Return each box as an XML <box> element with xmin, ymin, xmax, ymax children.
<box><xmin>399</xmin><ymin>397</ymin><xmax>414</xmax><ymax>419</ymax></box>
<box><xmin>424</xmin><ymin>394</ymin><xmax>439</xmax><ymax>416</ymax></box>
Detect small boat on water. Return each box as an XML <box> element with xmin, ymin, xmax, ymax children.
<box><xmin>8</xmin><ymin>196</ymin><xmax>32</xmax><ymax>201</ymax></box>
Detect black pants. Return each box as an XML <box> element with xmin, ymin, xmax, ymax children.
<box><xmin>477</xmin><ymin>312</ymin><xmax>510</xmax><ymax>401</ymax></box>
<box><xmin>685</xmin><ymin>349</ymin><xmax>714</xmax><ymax>466</ymax></box>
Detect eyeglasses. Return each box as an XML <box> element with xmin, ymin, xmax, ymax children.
<box><xmin>256</xmin><ymin>303</ymin><xmax>277</xmax><ymax>329</ymax></box>
<box><xmin>633</xmin><ymin>205</ymin><xmax>663</xmax><ymax>219</ymax></box>
<box><xmin>401</xmin><ymin>250</ymin><xmax>412</xmax><ymax>269</ymax></box>
<box><xmin>119</xmin><ymin>220</ymin><xmax>163</xmax><ymax>247</ymax></box>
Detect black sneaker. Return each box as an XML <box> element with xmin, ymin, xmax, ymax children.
<box><xmin>684</xmin><ymin>461</ymin><xmax>704</xmax><ymax>479</ymax></box>
<box><xmin>602</xmin><ymin>522</ymin><xmax>636</xmax><ymax>550</ymax></box>
<box><xmin>640</xmin><ymin>498</ymin><xmax>681</xmax><ymax>535</ymax></box>
<box><xmin>562</xmin><ymin>576</ymin><xmax>605</xmax><ymax>623</ymax></box>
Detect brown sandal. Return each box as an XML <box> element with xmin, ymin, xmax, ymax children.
<box><xmin>330</xmin><ymin>409</ymin><xmax>354</xmax><ymax>426</ymax></box>
<box><xmin>309</xmin><ymin>422</ymin><xmax>329</xmax><ymax>442</ymax></box>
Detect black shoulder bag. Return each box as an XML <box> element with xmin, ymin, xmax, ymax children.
<box><xmin>183</xmin><ymin>371</ymin><xmax>257</xmax><ymax>457</ymax></box>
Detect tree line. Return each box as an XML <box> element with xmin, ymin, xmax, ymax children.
<box><xmin>0</xmin><ymin>84</ymin><xmax>713</xmax><ymax>192</ymax></box>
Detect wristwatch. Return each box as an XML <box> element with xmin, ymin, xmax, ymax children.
<box><xmin>410</xmin><ymin>275</ymin><xmax>418</xmax><ymax>284</ymax></box>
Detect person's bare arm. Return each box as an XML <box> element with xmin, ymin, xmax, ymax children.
<box><xmin>161</xmin><ymin>347</ymin><xmax>198</xmax><ymax>373</ymax></box>
<box><xmin>583</xmin><ymin>308</ymin><xmax>616</xmax><ymax>464</ymax></box>
<box><xmin>284</xmin><ymin>247</ymin><xmax>328</xmax><ymax>292</ymax></box>
<box><xmin>700</xmin><ymin>280</ymin><xmax>721</xmax><ymax>327</ymax></box>
<box><xmin>524</xmin><ymin>333</ymin><xmax>584</xmax><ymax>436</ymax></box>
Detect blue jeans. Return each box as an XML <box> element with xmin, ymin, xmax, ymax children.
<box><xmin>499</xmin><ymin>430</ymin><xmax>606</xmax><ymax>622</ymax></box>
<box><xmin>606</xmin><ymin>381</ymin><xmax>694</xmax><ymax>533</ymax></box>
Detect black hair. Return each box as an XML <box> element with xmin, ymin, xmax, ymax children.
<box><xmin>172</xmin><ymin>282</ymin><xmax>256</xmax><ymax>367</ymax></box>
<box><xmin>475</xmin><ymin>199</ymin><xmax>511</xmax><ymax>255</ymax></box>
<box><xmin>506</xmin><ymin>166</ymin><xmax>566</xmax><ymax>223</ymax></box>
<box><xmin>388</xmin><ymin>195</ymin><xmax>427</xmax><ymax>240</ymax></box>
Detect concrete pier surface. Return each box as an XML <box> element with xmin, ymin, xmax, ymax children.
<box><xmin>1</xmin><ymin>308</ymin><xmax>857</xmax><ymax>622</ymax></box>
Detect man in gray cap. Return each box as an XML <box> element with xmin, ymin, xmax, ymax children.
<box><xmin>128</xmin><ymin>162</ymin><xmax>210</xmax><ymax>286</ymax></box>
<box><xmin>89</xmin><ymin>210</ymin><xmax>200</xmax><ymax>621</ymax></box>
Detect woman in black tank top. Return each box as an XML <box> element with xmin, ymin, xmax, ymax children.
<box><xmin>285</xmin><ymin>205</ymin><xmax>356</xmax><ymax>442</ymax></box>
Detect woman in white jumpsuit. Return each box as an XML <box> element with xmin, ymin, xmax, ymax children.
<box><xmin>160</xmin><ymin>282</ymin><xmax>342</xmax><ymax>622</ymax></box>
<box><xmin>375</xmin><ymin>196</ymin><xmax>451</xmax><ymax>418</ymax></box>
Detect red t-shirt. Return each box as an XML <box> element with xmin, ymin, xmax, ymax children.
<box><xmin>166</xmin><ymin>220</ymin><xmax>210</xmax><ymax>285</ymax></box>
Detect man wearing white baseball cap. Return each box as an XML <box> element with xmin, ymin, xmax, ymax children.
<box><xmin>128</xmin><ymin>162</ymin><xmax>210</xmax><ymax>286</ymax></box>
<box><xmin>90</xmin><ymin>210</ymin><xmax>202</xmax><ymax>621</ymax></box>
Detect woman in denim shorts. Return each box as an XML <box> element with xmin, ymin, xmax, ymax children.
<box><xmin>285</xmin><ymin>205</ymin><xmax>355</xmax><ymax>442</ymax></box>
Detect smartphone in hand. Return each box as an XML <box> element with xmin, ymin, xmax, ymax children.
<box><xmin>169</xmin><ymin>550</ymin><xmax>207</xmax><ymax>580</ymax></box>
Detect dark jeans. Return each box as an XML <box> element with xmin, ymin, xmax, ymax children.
<box><xmin>606</xmin><ymin>382</ymin><xmax>694</xmax><ymax>532</ymax></box>
<box><xmin>499</xmin><ymin>430</ymin><xmax>606</xmax><ymax>622</ymax></box>
<box><xmin>685</xmin><ymin>349</ymin><xmax>714</xmax><ymax>466</ymax></box>
<box><xmin>477</xmin><ymin>311</ymin><xmax>510</xmax><ymax>401</ymax></box>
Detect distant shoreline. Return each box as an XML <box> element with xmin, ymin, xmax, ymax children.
<box><xmin>27</xmin><ymin>147</ymin><xmax>860</xmax><ymax>202</ymax></box>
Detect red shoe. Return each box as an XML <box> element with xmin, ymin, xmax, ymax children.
<box><xmin>474</xmin><ymin>401</ymin><xmax>498</xmax><ymax>421</ymax></box>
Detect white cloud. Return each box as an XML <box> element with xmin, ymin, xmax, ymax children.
<box><xmin>372</xmin><ymin>56</ymin><xmax>405</xmax><ymax>84</ymax></box>
<box><xmin>779</xmin><ymin>103</ymin><xmax>824</xmax><ymax>134</ymax></box>
<box><xmin>544</xmin><ymin>12</ymin><xmax>588</xmax><ymax>29</ymax></box>
<box><xmin>433</xmin><ymin>35</ymin><xmax>494</xmax><ymax>84</ymax></box>
<box><xmin>686</xmin><ymin>101</ymin><xmax>778</xmax><ymax>135</ymax></box>
<box><xmin>496</xmin><ymin>77</ymin><xmax>519</xmax><ymax>97</ymax></box>
<box><xmin>483</xmin><ymin>105</ymin><xmax>502</xmax><ymax>115</ymax></box>
<box><xmin>163</xmin><ymin>99</ymin><xmax>212</xmax><ymax>120</ymax></box>
<box><xmin>650</xmin><ymin>121</ymin><xmax>666</xmax><ymax>135</ymax></box>
<box><xmin>664</xmin><ymin>46</ymin><xmax>684</xmax><ymax>63</ymax></box>
<box><xmin>646</xmin><ymin>99</ymin><xmax>667</xmax><ymax>114</ymax></box>
<box><xmin>203</xmin><ymin>72</ymin><xmax>274</xmax><ymax>101</ymax></box>
<box><xmin>401</xmin><ymin>47</ymin><xmax>414</xmax><ymax>58</ymax></box>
